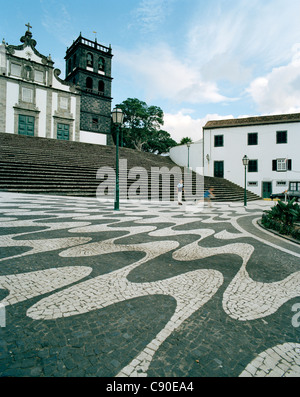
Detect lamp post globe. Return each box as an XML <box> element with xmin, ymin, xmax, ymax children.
<box><xmin>112</xmin><ymin>107</ymin><xmax>124</xmax><ymax>125</ymax></box>
<box><xmin>242</xmin><ymin>155</ymin><xmax>249</xmax><ymax>167</ymax></box>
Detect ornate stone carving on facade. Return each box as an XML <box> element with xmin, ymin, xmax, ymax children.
<box><xmin>6</xmin><ymin>24</ymin><xmax>54</xmax><ymax>68</ymax></box>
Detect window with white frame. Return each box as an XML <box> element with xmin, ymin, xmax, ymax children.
<box><xmin>289</xmin><ymin>182</ymin><xmax>300</xmax><ymax>191</ymax></box>
<box><xmin>277</xmin><ymin>159</ymin><xmax>287</xmax><ymax>171</ymax></box>
<box><xmin>272</xmin><ymin>159</ymin><xmax>292</xmax><ymax>172</ymax></box>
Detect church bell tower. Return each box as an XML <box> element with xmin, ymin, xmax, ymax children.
<box><xmin>65</xmin><ymin>34</ymin><xmax>113</xmax><ymax>140</ymax></box>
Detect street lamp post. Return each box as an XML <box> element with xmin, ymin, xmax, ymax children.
<box><xmin>242</xmin><ymin>155</ymin><xmax>249</xmax><ymax>207</ymax></box>
<box><xmin>187</xmin><ymin>142</ymin><xmax>191</xmax><ymax>171</ymax></box>
<box><xmin>111</xmin><ymin>107</ymin><xmax>124</xmax><ymax>211</ymax></box>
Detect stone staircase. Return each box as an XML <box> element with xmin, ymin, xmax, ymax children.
<box><xmin>0</xmin><ymin>133</ymin><xmax>261</xmax><ymax>202</ymax></box>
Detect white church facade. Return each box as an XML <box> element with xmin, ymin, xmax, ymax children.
<box><xmin>0</xmin><ymin>26</ymin><xmax>81</xmax><ymax>142</ymax></box>
<box><xmin>0</xmin><ymin>24</ymin><xmax>113</xmax><ymax>145</ymax></box>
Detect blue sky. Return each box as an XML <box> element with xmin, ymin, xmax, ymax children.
<box><xmin>2</xmin><ymin>0</ymin><xmax>300</xmax><ymax>142</ymax></box>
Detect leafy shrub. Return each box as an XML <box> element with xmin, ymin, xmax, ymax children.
<box><xmin>291</xmin><ymin>228</ymin><xmax>300</xmax><ymax>240</ymax></box>
<box><xmin>261</xmin><ymin>199</ymin><xmax>300</xmax><ymax>241</ymax></box>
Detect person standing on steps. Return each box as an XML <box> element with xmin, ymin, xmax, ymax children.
<box><xmin>177</xmin><ymin>179</ymin><xmax>184</xmax><ymax>205</ymax></box>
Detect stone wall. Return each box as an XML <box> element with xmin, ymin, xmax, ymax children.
<box><xmin>80</xmin><ymin>93</ymin><xmax>111</xmax><ymax>135</ymax></box>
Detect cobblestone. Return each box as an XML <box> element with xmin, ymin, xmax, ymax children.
<box><xmin>0</xmin><ymin>192</ymin><xmax>299</xmax><ymax>377</ymax></box>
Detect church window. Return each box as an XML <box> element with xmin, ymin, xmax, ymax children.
<box><xmin>59</xmin><ymin>97</ymin><xmax>68</xmax><ymax>110</ymax></box>
<box><xmin>86</xmin><ymin>77</ymin><xmax>93</xmax><ymax>90</ymax></box>
<box><xmin>68</xmin><ymin>59</ymin><xmax>72</xmax><ymax>74</ymax></box>
<box><xmin>35</xmin><ymin>70</ymin><xmax>44</xmax><ymax>83</ymax></box>
<box><xmin>87</xmin><ymin>52</ymin><xmax>93</xmax><ymax>67</ymax></box>
<box><xmin>98</xmin><ymin>57</ymin><xmax>105</xmax><ymax>71</ymax></box>
<box><xmin>98</xmin><ymin>81</ymin><xmax>104</xmax><ymax>93</ymax></box>
<box><xmin>22</xmin><ymin>87</ymin><xmax>33</xmax><ymax>103</ymax></box>
<box><xmin>11</xmin><ymin>63</ymin><xmax>21</xmax><ymax>77</ymax></box>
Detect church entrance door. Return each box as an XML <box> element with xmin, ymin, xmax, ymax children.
<box><xmin>57</xmin><ymin>123</ymin><xmax>70</xmax><ymax>140</ymax></box>
<box><xmin>18</xmin><ymin>115</ymin><xmax>35</xmax><ymax>136</ymax></box>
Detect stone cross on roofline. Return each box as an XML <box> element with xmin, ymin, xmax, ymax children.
<box><xmin>25</xmin><ymin>22</ymin><xmax>32</xmax><ymax>32</ymax></box>
<box><xmin>20</xmin><ymin>22</ymin><xmax>37</xmax><ymax>48</ymax></box>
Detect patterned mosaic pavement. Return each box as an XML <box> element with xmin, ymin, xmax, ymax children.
<box><xmin>0</xmin><ymin>191</ymin><xmax>299</xmax><ymax>377</ymax></box>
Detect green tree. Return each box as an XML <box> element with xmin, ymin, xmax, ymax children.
<box><xmin>179</xmin><ymin>137</ymin><xmax>193</xmax><ymax>145</ymax></box>
<box><xmin>143</xmin><ymin>129</ymin><xmax>177</xmax><ymax>154</ymax></box>
<box><xmin>112</xmin><ymin>98</ymin><xmax>176</xmax><ymax>153</ymax></box>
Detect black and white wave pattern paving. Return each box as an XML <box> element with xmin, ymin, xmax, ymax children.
<box><xmin>0</xmin><ymin>192</ymin><xmax>299</xmax><ymax>377</ymax></box>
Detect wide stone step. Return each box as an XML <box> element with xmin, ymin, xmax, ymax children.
<box><xmin>0</xmin><ymin>132</ymin><xmax>261</xmax><ymax>202</ymax></box>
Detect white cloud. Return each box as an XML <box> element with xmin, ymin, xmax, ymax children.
<box><xmin>247</xmin><ymin>44</ymin><xmax>300</xmax><ymax>114</ymax></box>
<box><xmin>187</xmin><ymin>0</ymin><xmax>300</xmax><ymax>83</ymax></box>
<box><xmin>115</xmin><ymin>44</ymin><xmax>231</xmax><ymax>105</ymax></box>
<box><xmin>201</xmin><ymin>53</ymin><xmax>252</xmax><ymax>84</ymax></box>
<box><xmin>164</xmin><ymin>111</ymin><xmax>233</xmax><ymax>143</ymax></box>
<box><xmin>132</xmin><ymin>0</ymin><xmax>173</xmax><ymax>33</ymax></box>
<box><xmin>115</xmin><ymin>0</ymin><xmax>300</xmax><ymax>124</ymax></box>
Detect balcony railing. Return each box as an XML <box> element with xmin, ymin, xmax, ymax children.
<box><xmin>85</xmin><ymin>88</ymin><xmax>105</xmax><ymax>96</ymax></box>
<box><xmin>67</xmin><ymin>35</ymin><xmax>112</xmax><ymax>55</ymax></box>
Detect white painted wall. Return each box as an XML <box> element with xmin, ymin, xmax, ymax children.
<box><xmin>70</xmin><ymin>96</ymin><xmax>77</xmax><ymax>141</ymax></box>
<box><xmin>51</xmin><ymin>92</ymin><xmax>58</xmax><ymax>139</ymax></box>
<box><xmin>5</xmin><ymin>81</ymin><xmax>18</xmax><ymax>133</ymax></box>
<box><xmin>36</xmin><ymin>88</ymin><xmax>47</xmax><ymax>138</ymax></box>
<box><xmin>203</xmin><ymin>122</ymin><xmax>300</xmax><ymax>197</ymax></box>
<box><xmin>169</xmin><ymin>141</ymin><xmax>203</xmax><ymax>173</ymax></box>
<box><xmin>80</xmin><ymin>131</ymin><xmax>107</xmax><ymax>145</ymax></box>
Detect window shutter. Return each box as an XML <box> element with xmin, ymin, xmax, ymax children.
<box><xmin>272</xmin><ymin>160</ymin><xmax>277</xmax><ymax>171</ymax></box>
<box><xmin>287</xmin><ymin>159</ymin><xmax>292</xmax><ymax>171</ymax></box>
